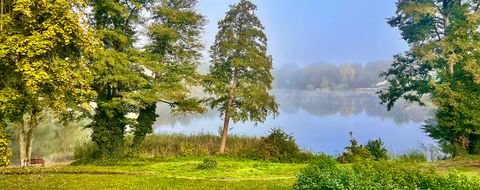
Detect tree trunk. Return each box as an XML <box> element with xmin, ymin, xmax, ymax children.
<box><xmin>1</xmin><ymin>0</ymin><xmax>4</xmax><ymax>32</ymax></box>
<box><xmin>17</xmin><ymin>123</ymin><xmax>27</xmax><ymax>167</ymax></box>
<box><xmin>219</xmin><ymin>69</ymin><xmax>238</xmax><ymax>154</ymax></box>
<box><xmin>26</xmin><ymin>127</ymin><xmax>35</xmax><ymax>165</ymax></box>
<box><xmin>218</xmin><ymin>98</ymin><xmax>232</xmax><ymax>154</ymax></box>
<box><xmin>17</xmin><ymin>111</ymin><xmax>38</xmax><ymax>167</ymax></box>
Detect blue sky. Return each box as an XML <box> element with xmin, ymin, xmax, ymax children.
<box><xmin>198</xmin><ymin>0</ymin><xmax>408</xmax><ymax>66</ymax></box>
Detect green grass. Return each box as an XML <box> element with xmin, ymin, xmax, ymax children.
<box><xmin>1</xmin><ymin>156</ymin><xmax>479</xmax><ymax>189</ymax></box>
<box><xmin>434</xmin><ymin>155</ymin><xmax>480</xmax><ymax>176</ymax></box>
<box><xmin>0</xmin><ymin>157</ymin><xmax>306</xmax><ymax>190</ymax></box>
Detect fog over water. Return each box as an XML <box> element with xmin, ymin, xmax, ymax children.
<box><xmin>154</xmin><ymin>89</ymin><xmax>436</xmax><ymax>155</ymax></box>
<box><xmin>9</xmin><ymin>89</ymin><xmax>436</xmax><ymax>163</ymax></box>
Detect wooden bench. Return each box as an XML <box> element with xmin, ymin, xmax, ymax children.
<box><xmin>30</xmin><ymin>157</ymin><xmax>45</xmax><ymax>167</ymax></box>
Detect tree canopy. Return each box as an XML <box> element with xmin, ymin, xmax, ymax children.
<box><xmin>0</xmin><ymin>0</ymin><xmax>98</xmax><ymax>166</ymax></box>
<box><xmin>380</xmin><ymin>0</ymin><xmax>480</xmax><ymax>155</ymax></box>
<box><xmin>205</xmin><ymin>0</ymin><xmax>278</xmax><ymax>153</ymax></box>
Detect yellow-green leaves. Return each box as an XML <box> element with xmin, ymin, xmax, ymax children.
<box><xmin>0</xmin><ymin>0</ymin><xmax>98</xmax><ymax>163</ymax></box>
<box><xmin>0</xmin><ymin>124</ymin><xmax>11</xmax><ymax>167</ymax></box>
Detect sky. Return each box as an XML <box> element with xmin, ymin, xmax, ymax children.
<box><xmin>197</xmin><ymin>0</ymin><xmax>408</xmax><ymax>66</ymax></box>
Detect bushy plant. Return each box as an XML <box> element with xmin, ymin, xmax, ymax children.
<box><xmin>365</xmin><ymin>138</ymin><xmax>388</xmax><ymax>161</ymax></box>
<box><xmin>337</xmin><ymin>132</ymin><xmax>372</xmax><ymax>163</ymax></box>
<box><xmin>294</xmin><ymin>159</ymin><xmax>480</xmax><ymax>189</ymax></box>
<box><xmin>197</xmin><ymin>158</ymin><xmax>218</xmax><ymax>170</ymax></box>
<box><xmin>294</xmin><ymin>157</ymin><xmax>358</xmax><ymax>189</ymax></box>
<box><xmin>254</xmin><ymin>128</ymin><xmax>314</xmax><ymax>163</ymax></box>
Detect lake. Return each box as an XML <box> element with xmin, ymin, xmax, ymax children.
<box><xmin>154</xmin><ymin>90</ymin><xmax>437</xmax><ymax>155</ymax></box>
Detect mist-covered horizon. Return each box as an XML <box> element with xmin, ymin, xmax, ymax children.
<box><xmin>198</xmin><ymin>0</ymin><xmax>407</xmax><ymax>66</ymax></box>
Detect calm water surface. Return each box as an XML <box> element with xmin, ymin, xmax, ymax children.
<box><xmin>154</xmin><ymin>90</ymin><xmax>436</xmax><ymax>155</ymax></box>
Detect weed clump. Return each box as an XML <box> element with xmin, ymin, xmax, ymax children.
<box><xmin>197</xmin><ymin>158</ymin><xmax>218</xmax><ymax>170</ymax></box>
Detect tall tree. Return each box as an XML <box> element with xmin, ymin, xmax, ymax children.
<box><xmin>205</xmin><ymin>0</ymin><xmax>278</xmax><ymax>154</ymax></box>
<box><xmin>0</xmin><ymin>0</ymin><xmax>97</xmax><ymax>166</ymax></box>
<box><xmin>87</xmin><ymin>0</ymin><xmax>154</xmax><ymax>157</ymax></box>
<box><xmin>380</xmin><ymin>0</ymin><xmax>480</xmax><ymax>155</ymax></box>
<box><xmin>131</xmin><ymin>0</ymin><xmax>206</xmax><ymax>154</ymax></box>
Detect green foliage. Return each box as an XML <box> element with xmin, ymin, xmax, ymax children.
<box><xmin>204</xmin><ymin>0</ymin><xmax>278</xmax><ymax>124</ymax></box>
<box><xmin>397</xmin><ymin>151</ymin><xmax>427</xmax><ymax>163</ymax></box>
<box><xmin>251</xmin><ymin>128</ymin><xmax>314</xmax><ymax>163</ymax></box>
<box><xmin>197</xmin><ymin>158</ymin><xmax>218</xmax><ymax>170</ymax></box>
<box><xmin>88</xmin><ymin>0</ymin><xmax>152</xmax><ymax>158</ymax></box>
<box><xmin>0</xmin><ymin>124</ymin><xmax>11</xmax><ymax>167</ymax></box>
<box><xmin>130</xmin><ymin>0</ymin><xmax>206</xmax><ymax>155</ymax></box>
<box><xmin>74</xmin><ymin>131</ymin><xmax>316</xmax><ymax>163</ymax></box>
<box><xmin>365</xmin><ymin>138</ymin><xmax>388</xmax><ymax>161</ymax></box>
<box><xmin>88</xmin><ymin>0</ymin><xmax>206</xmax><ymax>158</ymax></box>
<box><xmin>294</xmin><ymin>159</ymin><xmax>480</xmax><ymax>190</ymax></box>
<box><xmin>130</xmin><ymin>104</ymin><xmax>156</xmax><ymax>156</ymax></box>
<box><xmin>381</xmin><ymin>0</ymin><xmax>480</xmax><ymax>156</ymax></box>
<box><xmin>337</xmin><ymin>132</ymin><xmax>373</xmax><ymax>163</ymax></box>
<box><xmin>0</xmin><ymin>0</ymin><xmax>98</xmax><ymax>165</ymax></box>
<box><xmin>0</xmin><ymin>0</ymin><xmax>97</xmax><ymax>117</ymax></box>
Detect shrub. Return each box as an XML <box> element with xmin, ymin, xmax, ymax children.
<box><xmin>254</xmin><ymin>127</ymin><xmax>314</xmax><ymax>163</ymax></box>
<box><xmin>337</xmin><ymin>132</ymin><xmax>372</xmax><ymax>163</ymax></box>
<box><xmin>365</xmin><ymin>138</ymin><xmax>388</xmax><ymax>161</ymax></box>
<box><xmin>294</xmin><ymin>159</ymin><xmax>480</xmax><ymax>189</ymax></box>
<box><xmin>294</xmin><ymin>157</ymin><xmax>358</xmax><ymax>189</ymax></box>
<box><xmin>197</xmin><ymin>158</ymin><xmax>218</xmax><ymax>170</ymax></box>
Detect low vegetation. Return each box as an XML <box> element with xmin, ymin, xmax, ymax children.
<box><xmin>2</xmin><ymin>132</ymin><xmax>479</xmax><ymax>189</ymax></box>
<box><xmin>0</xmin><ymin>157</ymin><xmax>305</xmax><ymax>190</ymax></box>
<box><xmin>294</xmin><ymin>158</ymin><xmax>480</xmax><ymax>190</ymax></box>
<box><xmin>74</xmin><ymin>128</ymin><xmax>317</xmax><ymax>164</ymax></box>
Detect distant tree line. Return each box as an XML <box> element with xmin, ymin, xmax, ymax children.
<box><xmin>274</xmin><ymin>61</ymin><xmax>391</xmax><ymax>90</ymax></box>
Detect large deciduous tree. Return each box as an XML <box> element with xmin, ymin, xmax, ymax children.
<box><xmin>87</xmin><ymin>0</ymin><xmax>154</xmax><ymax>157</ymax></box>
<box><xmin>131</xmin><ymin>0</ymin><xmax>206</xmax><ymax>154</ymax></box>
<box><xmin>204</xmin><ymin>0</ymin><xmax>278</xmax><ymax>154</ymax></box>
<box><xmin>0</xmin><ymin>0</ymin><xmax>97</xmax><ymax>166</ymax></box>
<box><xmin>88</xmin><ymin>0</ymin><xmax>205</xmax><ymax>157</ymax></box>
<box><xmin>380</xmin><ymin>0</ymin><xmax>480</xmax><ymax>155</ymax></box>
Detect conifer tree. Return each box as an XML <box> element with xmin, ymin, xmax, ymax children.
<box><xmin>131</xmin><ymin>0</ymin><xmax>206</xmax><ymax>153</ymax></box>
<box><xmin>205</xmin><ymin>0</ymin><xmax>278</xmax><ymax>153</ymax></box>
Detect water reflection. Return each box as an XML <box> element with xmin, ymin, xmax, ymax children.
<box><xmin>154</xmin><ymin>90</ymin><xmax>436</xmax><ymax>155</ymax></box>
<box><xmin>277</xmin><ymin>90</ymin><xmax>433</xmax><ymax>124</ymax></box>
<box><xmin>6</xmin><ymin>90</ymin><xmax>436</xmax><ymax>161</ymax></box>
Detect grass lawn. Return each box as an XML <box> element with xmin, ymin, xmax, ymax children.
<box><xmin>1</xmin><ymin>156</ymin><xmax>479</xmax><ymax>189</ymax></box>
<box><xmin>0</xmin><ymin>157</ymin><xmax>306</xmax><ymax>190</ymax></box>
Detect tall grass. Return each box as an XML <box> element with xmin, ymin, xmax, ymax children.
<box><xmin>138</xmin><ymin>133</ymin><xmax>261</xmax><ymax>158</ymax></box>
<box><xmin>74</xmin><ymin>132</ymin><xmax>316</xmax><ymax>163</ymax></box>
